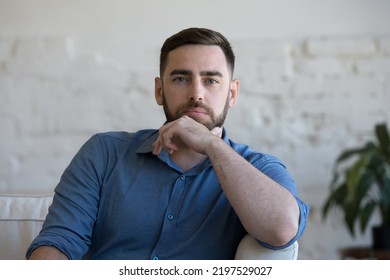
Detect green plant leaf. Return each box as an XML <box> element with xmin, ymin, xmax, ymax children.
<box><xmin>336</xmin><ymin>142</ymin><xmax>375</xmax><ymax>163</ymax></box>
<box><xmin>346</xmin><ymin>158</ymin><xmax>365</xmax><ymax>200</ymax></box>
<box><xmin>322</xmin><ymin>123</ymin><xmax>390</xmax><ymax>237</ymax></box>
<box><xmin>344</xmin><ymin>203</ymin><xmax>359</xmax><ymax>236</ymax></box>
<box><xmin>379</xmin><ymin>165</ymin><xmax>390</xmax><ymax>225</ymax></box>
<box><xmin>345</xmin><ymin>153</ymin><xmax>376</xmax><ymax>202</ymax></box>
<box><xmin>375</xmin><ymin>123</ymin><xmax>390</xmax><ymax>158</ymax></box>
<box><xmin>322</xmin><ymin>182</ymin><xmax>347</xmax><ymax>218</ymax></box>
<box><xmin>355</xmin><ymin>171</ymin><xmax>374</xmax><ymax>203</ymax></box>
<box><xmin>360</xmin><ymin>202</ymin><xmax>376</xmax><ymax>233</ymax></box>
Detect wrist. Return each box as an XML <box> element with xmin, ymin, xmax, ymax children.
<box><xmin>204</xmin><ymin>134</ymin><xmax>226</xmax><ymax>157</ymax></box>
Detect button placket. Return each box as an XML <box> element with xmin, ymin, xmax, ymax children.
<box><xmin>150</xmin><ymin>174</ymin><xmax>187</xmax><ymax>258</ymax></box>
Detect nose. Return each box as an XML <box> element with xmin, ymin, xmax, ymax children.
<box><xmin>188</xmin><ymin>78</ymin><xmax>204</xmax><ymax>101</ymax></box>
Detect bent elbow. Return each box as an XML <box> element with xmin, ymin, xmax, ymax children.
<box><xmin>272</xmin><ymin>222</ymin><xmax>299</xmax><ymax>247</ymax></box>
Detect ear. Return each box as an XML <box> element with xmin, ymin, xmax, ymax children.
<box><xmin>228</xmin><ymin>79</ymin><xmax>239</xmax><ymax>107</ymax></box>
<box><xmin>154</xmin><ymin>77</ymin><xmax>163</xmax><ymax>106</ymax></box>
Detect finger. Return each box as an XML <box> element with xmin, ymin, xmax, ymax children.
<box><xmin>152</xmin><ymin>139</ymin><xmax>162</xmax><ymax>155</ymax></box>
<box><xmin>152</xmin><ymin>122</ymin><xmax>173</xmax><ymax>155</ymax></box>
<box><xmin>161</xmin><ymin>136</ymin><xmax>178</xmax><ymax>154</ymax></box>
<box><xmin>153</xmin><ymin>133</ymin><xmax>178</xmax><ymax>155</ymax></box>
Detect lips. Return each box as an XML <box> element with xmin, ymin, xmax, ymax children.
<box><xmin>184</xmin><ymin>109</ymin><xmax>208</xmax><ymax>119</ymax></box>
<box><xmin>178</xmin><ymin>102</ymin><xmax>211</xmax><ymax>119</ymax></box>
<box><xmin>184</xmin><ymin>109</ymin><xmax>207</xmax><ymax>115</ymax></box>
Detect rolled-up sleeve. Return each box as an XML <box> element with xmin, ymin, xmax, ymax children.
<box><xmin>26</xmin><ymin>134</ymin><xmax>105</xmax><ymax>259</ymax></box>
<box><xmin>252</xmin><ymin>154</ymin><xmax>310</xmax><ymax>249</ymax></box>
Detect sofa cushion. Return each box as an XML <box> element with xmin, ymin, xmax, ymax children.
<box><xmin>0</xmin><ymin>194</ymin><xmax>53</xmax><ymax>260</ymax></box>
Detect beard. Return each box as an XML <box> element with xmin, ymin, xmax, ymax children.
<box><xmin>161</xmin><ymin>89</ymin><xmax>230</xmax><ymax>130</ymax></box>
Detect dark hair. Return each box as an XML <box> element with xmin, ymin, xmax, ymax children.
<box><xmin>159</xmin><ymin>27</ymin><xmax>235</xmax><ymax>77</ymax></box>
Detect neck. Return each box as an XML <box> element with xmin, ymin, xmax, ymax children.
<box><xmin>170</xmin><ymin>147</ymin><xmax>208</xmax><ymax>172</ymax></box>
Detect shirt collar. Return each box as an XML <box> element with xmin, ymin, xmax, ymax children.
<box><xmin>136</xmin><ymin>130</ymin><xmax>159</xmax><ymax>154</ymax></box>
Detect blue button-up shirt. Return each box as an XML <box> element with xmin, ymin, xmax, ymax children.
<box><xmin>26</xmin><ymin>129</ymin><xmax>309</xmax><ymax>259</ymax></box>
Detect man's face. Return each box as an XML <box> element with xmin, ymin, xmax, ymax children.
<box><xmin>155</xmin><ymin>44</ymin><xmax>239</xmax><ymax>130</ymax></box>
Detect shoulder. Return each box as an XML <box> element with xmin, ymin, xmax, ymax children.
<box><xmin>88</xmin><ymin>129</ymin><xmax>157</xmax><ymax>149</ymax></box>
<box><xmin>227</xmin><ymin>138</ymin><xmax>285</xmax><ymax>167</ymax></box>
<box><xmin>78</xmin><ymin>129</ymin><xmax>157</xmax><ymax>155</ymax></box>
<box><xmin>93</xmin><ymin>129</ymin><xmax>156</xmax><ymax>143</ymax></box>
<box><xmin>228</xmin><ymin>138</ymin><xmax>297</xmax><ymax>193</ymax></box>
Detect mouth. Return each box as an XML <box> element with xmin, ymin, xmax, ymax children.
<box><xmin>183</xmin><ymin>109</ymin><xmax>208</xmax><ymax>118</ymax></box>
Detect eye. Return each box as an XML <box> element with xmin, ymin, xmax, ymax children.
<box><xmin>205</xmin><ymin>78</ymin><xmax>219</xmax><ymax>85</ymax></box>
<box><xmin>173</xmin><ymin>76</ymin><xmax>190</xmax><ymax>83</ymax></box>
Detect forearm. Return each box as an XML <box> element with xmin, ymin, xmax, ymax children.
<box><xmin>206</xmin><ymin>138</ymin><xmax>300</xmax><ymax>246</ymax></box>
<box><xmin>28</xmin><ymin>246</ymin><xmax>69</xmax><ymax>260</ymax></box>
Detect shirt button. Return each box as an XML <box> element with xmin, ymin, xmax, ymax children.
<box><xmin>180</xmin><ymin>175</ymin><xmax>185</xmax><ymax>180</ymax></box>
<box><xmin>152</xmin><ymin>256</ymin><xmax>159</xmax><ymax>260</ymax></box>
<box><xmin>167</xmin><ymin>214</ymin><xmax>174</xmax><ymax>220</ymax></box>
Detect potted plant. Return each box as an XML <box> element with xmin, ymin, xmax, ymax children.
<box><xmin>322</xmin><ymin>123</ymin><xmax>390</xmax><ymax>249</ymax></box>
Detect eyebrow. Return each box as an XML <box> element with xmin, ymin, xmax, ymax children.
<box><xmin>169</xmin><ymin>69</ymin><xmax>224</xmax><ymax>77</ymax></box>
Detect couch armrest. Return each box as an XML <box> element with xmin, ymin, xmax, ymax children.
<box><xmin>0</xmin><ymin>194</ymin><xmax>53</xmax><ymax>260</ymax></box>
<box><xmin>234</xmin><ymin>234</ymin><xmax>299</xmax><ymax>260</ymax></box>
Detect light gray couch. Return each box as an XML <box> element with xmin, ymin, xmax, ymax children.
<box><xmin>0</xmin><ymin>194</ymin><xmax>298</xmax><ymax>260</ymax></box>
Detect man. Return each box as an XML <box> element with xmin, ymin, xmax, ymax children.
<box><xmin>27</xmin><ymin>27</ymin><xmax>309</xmax><ymax>260</ymax></box>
